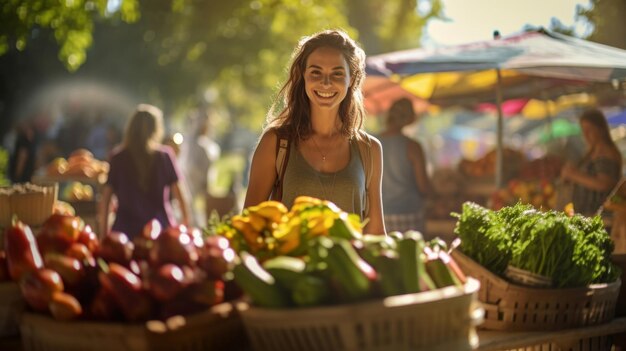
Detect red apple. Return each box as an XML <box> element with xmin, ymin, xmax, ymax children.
<box><xmin>97</xmin><ymin>231</ymin><xmax>134</xmax><ymax>266</ymax></box>
<box><xmin>37</xmin><ymin>214</ymin><xmax>83</xmax><ymax>256</ymax></box>
<box><xmin>146</xmin><ymin>264</ymin><xmax>187</xmax><ymax>302</ymax></box>
<box><xmin>150</xmin><ymin>225</ymin><xmax>198</xmax><ymax>267</ymax></box>
<box><xmin>44</xmin><ymin>253</ymin><xmax>86</xmax><ymax>290</ymax></box>
<box><xmin>77</xmin><ymin>225</ymin><xmax>100</xmax><ymax>254</ymax></box>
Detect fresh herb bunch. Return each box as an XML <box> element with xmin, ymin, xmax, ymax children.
<box><xmin>453</xmin><ymin>202</ymin><xmax>620</xmax><ymax>287</ymax></box>
<box><xmin>453</xmin><ymin>202</ymin><xmax>511</xmax><ymax>275</ymax></box>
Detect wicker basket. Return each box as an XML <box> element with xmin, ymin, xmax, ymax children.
<box><xmin>0</xmin><ymin>183</ymin><xmax>58</xmax><ymax>228</ymax></box>
<box><xmin>238</xmin><ymin>278</ymin><xmax>482</xmax><ymax>351</ymax></box>
<box><xmin>20</xmin><ymin>302</ymin><xmax>247</xmax><ymax>351</ymax></box>
<box><xmin>514</xmin><ymin>335</ymin><xmax>612</xmax><ymax>351</ymax></box>
<box><xmin>0</xmin><ymin>282</ymin><xmax>25</xmax><ymax>337</ymax></box>
<box><xmin>451</xmin><ymin>250</ymin><xmax>621</xmax><ymax>332</ymax></box>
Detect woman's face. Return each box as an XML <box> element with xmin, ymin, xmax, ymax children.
<box><xmin>580</xmin><ymin>120</ymin><xmax>598</xmax><ymax>146</ymax></box>
<box><xmin>303</xmin><ymin>46</ymin><xmax>351</xmax><ymax>111</ymax></box>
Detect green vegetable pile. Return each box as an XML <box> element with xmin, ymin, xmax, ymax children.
<box><xmin>453</xmin><ymin>202</ymin><xmax>620</xmax><ymax>288</ymax></box>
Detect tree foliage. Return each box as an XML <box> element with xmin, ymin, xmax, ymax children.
<box><xmin>0</xmin><ymin>0</ymin><xmax>140</xmax><ymax>71</ymax></box>
<box><xmin>0</xmin><ymin>0</ymin><xmax>443</xmax><ymax>136</ymax></box>
<box><xmin>577</xmin><ymin>0</ymin><xmax>626</xmax><ymax>49</ymax></box>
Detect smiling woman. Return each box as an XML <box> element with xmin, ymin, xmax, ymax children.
<box><xmin>243</xmin><ymin>29</ymin><xmax>386</xmax><ymax>235</ymax></box>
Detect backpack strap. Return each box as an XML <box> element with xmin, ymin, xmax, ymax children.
<box><xmin>271</xmin><ymin>134</ymin><xmax>290</xmax><ymax>201</ymax></box>
<box><xmin>357</xmin><ymin>131</ymin><xmax>373</xmax><ymax>218</ymax></box>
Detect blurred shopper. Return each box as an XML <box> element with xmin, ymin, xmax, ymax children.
<box><xmin>243</xmin><ymin>29</ymin><xmax>385</xmax><ymax>235</ymax></box>
<box><xmin>86</xmin><ymin>114</ymin><xmax>109</xmax><ymax>160</ymax></box>
<box><xmin>182</xmin><ymin>112</ymin><xmax>221</xmax><ymax>226</ymax></box>
<box><xmin>560</xmin><ymin>109</ymin><xmax>622</xmax><ymax>216</ymax></box>
<box><xmin>9</xmin><ymin>119</ymin><xmax>39</xmax><ymax>183</ymax></box>
<box><xmin>99</xmin><ymin>104</ymin><xmax>189</xmax><ymax>238</ymax></box>
<box><xmin>378</xmin><ymin>98</ymin><xmax>432</xmax><ymax>233</ymax></box>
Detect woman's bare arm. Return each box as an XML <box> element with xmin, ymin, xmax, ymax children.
<box><xmin>243</xmin><ymin>130</ymin><xmax>279</xmax><ymax>209</ymax></box>
<box><xmin>364</xmin><ymin>137</ymin><xmax>386</xmax><ymax>235</ymax></box>
<box><xmin>171</xmin><ymin>181</ymin><xmax>190</xmax><ymax>226</ymax></box>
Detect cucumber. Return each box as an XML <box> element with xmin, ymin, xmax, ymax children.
<box><xmin>318</xmin><ymin>237</ymin><xmax>375</xmax><ymax>301</ymax></box>
<box><xmin>373</xmin><ymin>250</ymin><xmax>404</xmax><ymax>296</ymax></box>
<box><xmin>291</xmin><ymin>274</ymin><xmax>330</xmax><ymax>307</ymax></box>
<box><xmin>232</xmin><ymin>252</ymin><xmax>290</xmax><ymax>308</ymax></box>
<box><xmin>262</xmin><ymin>256</ymin><xmax>307</xmax><ymax>291</ymax></box>
<box><xmin>397</xmin><ymin>230</ymin><xmax>435</xmax><ymax>293</ymax></box>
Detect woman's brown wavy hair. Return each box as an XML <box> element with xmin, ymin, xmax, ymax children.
<box><xmin>265</xmin><ymin>29</ymin><xmax>367</xmax><ymax>144</ymax></box>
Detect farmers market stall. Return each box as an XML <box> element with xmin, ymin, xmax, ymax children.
<box><xmin>1</xmin><ymin>189</ymin><xmax>625</xmax><ymax>350</ymax></box>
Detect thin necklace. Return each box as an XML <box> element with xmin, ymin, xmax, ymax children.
<box><xmin>309</xmin><ymin>136</ymin><xmax>338</xmax><ymax>200</ymax></box>
<box><xmin>311</xmin><ymin>136</ymin><xmax>328</xmax><ymax>163</ymax></box>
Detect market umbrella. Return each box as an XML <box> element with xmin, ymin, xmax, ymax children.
<box><xmin>533</xmin><ymin>119</ymin><xmax>581</xmax><ymax>143</ymax></box>
<box><xmin>475</xmin><ymin>93</ymin><xmax>596</xmax><ymax>119</ymax></box>
<box><xmin>362</xmin><ymin>76</ymin><xmax>429</xmax><ymax>115</ymax></box>
<box><xmin>366</xmin><ymin>28</ymin><xmax>626</xmax><ymax>187</ymax></box>
<box><xmin>608</xmin><ymin>110</ymin><xmax>626</xmax><ymax>127</ymax></box>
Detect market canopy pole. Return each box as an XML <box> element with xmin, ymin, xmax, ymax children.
<box><xmin>493</xmin><ymin>31</ymin><xmax>504</xmax><ymax>189</ymax></box>
<box><xmin>495</xmin><ymin>68</ymin><xmax>504</xmax><ymax>189</ymax></box>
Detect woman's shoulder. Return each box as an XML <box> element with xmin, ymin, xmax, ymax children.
<box><xmin>592</xmin><ymin>149</ymin><xmax>621</xmax><ymax>164</ymax></box>
<box><xmin>356</xmin><ymin>130</ymin><xmax>381</xmax><ymax>147</ymax></box>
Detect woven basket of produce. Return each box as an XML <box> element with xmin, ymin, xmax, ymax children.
<box><xmin>3</xmin><ymin>213</ymin><xmax>246</xmax><ymax>351</ymax></box>
<box><xmin>212</xmin><ymin>197</ymin><xmax>483</xmax><ymax>351</ymax></box>
<box><xmin>20</xmin><ymin>302</ymin><xmax>244</xmax><ymax>351</ymax></box>
<box><xmin>452</xmin><ymin>250</ymin><xmax>620</xmax><ymax>332</ymax></box>
<box><xmin>238</xmin><ymin>278</ymin><xmax>482</xmax><ymax>351</ymax></box>
<box><xmin>452</xmin><ymin>201</ymin><xmax>621</xmax><ymax>332</ymax></box>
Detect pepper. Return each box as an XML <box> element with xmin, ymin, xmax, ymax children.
<box><xmin>5</xmin><ymin>217</ymin><xmax>43</xmax><ymax>281</ymax></box>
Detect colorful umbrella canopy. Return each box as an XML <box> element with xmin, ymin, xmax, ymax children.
<box><xmin>608</xmin><ymin>110</ymin><xmax>626</xmax><ymax>127</ymax></box>
<box><xmin>367</xmin><ymin>29</ymin><xmax>626</xmax><ymax>84</ymax></box>
<box><xmin>475</xmin><ymin>93</ymin><xmax>596</xmax><ymax>119</ymax></box>
<box><xmin>365</xmin><ymin>29</ymin><xmax>626</xmax><ymax>186</ymax></box>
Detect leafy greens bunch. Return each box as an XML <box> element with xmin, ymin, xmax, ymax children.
<box><xmin>453</xmin><ymin>202</ymin><xmax>620</xmax><ymax>287</ymax></box>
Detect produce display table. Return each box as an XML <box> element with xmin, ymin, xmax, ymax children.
<box><xmin>32</xmin><ymin>173</ymin><xmax>104</xmax><ymax>230</ymax></box>
<box><xmin>476</xmin><ymin>317</ymin><xmax>626</xmax><ymax>351</ymax></box>
<box><xmin>2</xmin><ymin>317</ymin><xmax>626</xmax><ymax>350</ymax></box>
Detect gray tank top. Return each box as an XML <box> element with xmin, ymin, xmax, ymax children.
<box><xmin>281</xmin><ymin>139</ymin><xmax>365</xmax><ymax>216</ymax></box>
<box><xmin>378</xmin><ymin>134</ymin><xmax>424</xmax><ymax>214</ymax></box>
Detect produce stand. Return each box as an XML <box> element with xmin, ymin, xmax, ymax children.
<box><xmin>238</xmin><ymin>279</ymin><xmax>482</xmax><ymax>351</ymax></box>
<box><xmin>31</xmin><ymin>173</ymin><xmax>104</xmax><ymax>231</ymax></box>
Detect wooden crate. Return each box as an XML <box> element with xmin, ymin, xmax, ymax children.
<box><xmin>452</xmin><ymin>250</ymin><xmax>621</xmax><ymax>332</ymax></box>
<box><xmin>20</xmin><ymin>302</ymin><xmax>247</xmax><ymax>351</ymax></box>
<box><xmin>239</xmin><ymin>278</ymin><xmax>483</xmax><ymax>351</ymax></box>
